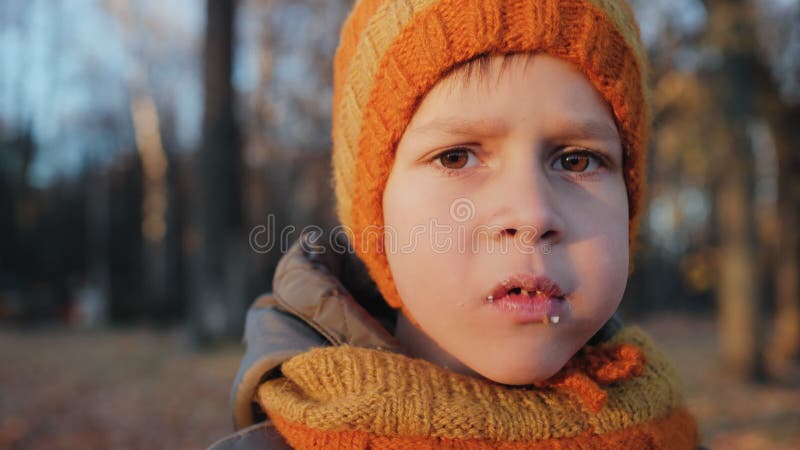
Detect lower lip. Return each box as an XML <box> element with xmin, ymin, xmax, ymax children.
<box><xmin>489</xmin><ymin>293</ymin><xmax>568</xmax><ymax>324</ymax></box>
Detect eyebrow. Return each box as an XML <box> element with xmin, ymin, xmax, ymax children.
<box><xmin>406</xmin><ymin>116</ymin><xmax>620</xmax><ymax>144</ymax></box>
<box><xmin>406</xmin><ymin>117</ymin><xmax>509</xmax><ymax>139</ymax></box>
<box><xmin>547</xmin><ymin>117</ymin><xmax>621</xmax><ymax>144</ymax></box>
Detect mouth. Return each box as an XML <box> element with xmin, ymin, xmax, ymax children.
<box><xmin>484</xmin><ymin>273</ymin><xmax>569</xmax><ymax>324</ymax></box>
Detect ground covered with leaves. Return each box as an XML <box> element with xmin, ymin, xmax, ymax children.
<box><xmin>1</xmin><ymin>315</ymin><xmax>798</xmax><ymax>449</ymax></box>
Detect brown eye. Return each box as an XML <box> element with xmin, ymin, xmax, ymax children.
<box><xmin>438</xmin><ymin>149</ymin><xmax>470</xmax><ymax>169</ymax></box>
<box><xmin>558</xmin><ymin>152</ymin><xmax>591</xmax><ymax>172</ymax></box>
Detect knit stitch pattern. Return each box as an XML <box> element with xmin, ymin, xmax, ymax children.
<box><xmin>258</xmin><ymin>326</ymin><xmax>699</xmax><ymax>449</ymax></box>
<box><xmin>330</xmin><ymin>0</ymin><xmax>651</xmax><ymax>310</ymax></box>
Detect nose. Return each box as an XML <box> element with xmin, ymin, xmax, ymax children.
<box><xmin>487</xmin><ymin>161</ymin><xmax>565</xmax><ymax>249</ymax></box>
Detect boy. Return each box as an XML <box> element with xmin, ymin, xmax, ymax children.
<box><xmin>208</xmin><ymin>0</ymin><xmax>703</xmax><ymax>448</ymax></box>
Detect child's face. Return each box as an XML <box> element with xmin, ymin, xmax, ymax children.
<box><xmin>383</xmin><ymin>53</ymin><xmax>629</xmax><ymax>385</ymax></box>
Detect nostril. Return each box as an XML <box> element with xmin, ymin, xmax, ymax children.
<box><xmin>540</xmin><ymin>230</ymin><xmax>557</xmax><ymax>241</ymax></box>
<box><xmin>503</xmin><ymin>228</ymin><xmax>557</xmax><ymax>241</ymax></box>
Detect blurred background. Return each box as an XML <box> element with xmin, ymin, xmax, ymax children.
<box><xmin>0</xmin><ymin>0</ymin><xmax>798</xmax><ymax>448</ymax></box>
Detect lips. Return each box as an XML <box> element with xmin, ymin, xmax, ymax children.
<box><xmin>484</xmin><ymin>273</ymin><xmax>568</xmax><ymax>324</ymax></box>
<box><xmin>485</xmin><ymin>273</ymin><xmax>566</xmax><ymax>303</ymax></box>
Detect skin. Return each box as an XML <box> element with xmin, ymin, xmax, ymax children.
<box><xmin>383</xmin><ymin>53</ymin><xmax>630</xmax><ymax>385</ymax></box>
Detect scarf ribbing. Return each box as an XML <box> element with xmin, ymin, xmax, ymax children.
<box><xmin>258</xmin><ymin>326</ymin><xmax>699</xmax><ymax>449</ymax></box>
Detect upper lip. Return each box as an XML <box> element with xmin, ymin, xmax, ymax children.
<box><xmin>485</xmin><ymin>273</ymin><xmax>566</xmax><ymax>301</ymax></box>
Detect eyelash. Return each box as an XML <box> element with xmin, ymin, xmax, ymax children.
<box><xmin>430</xmin><ymin>147</ymin><xmax>611</xmax><ymax>179</ymax></box>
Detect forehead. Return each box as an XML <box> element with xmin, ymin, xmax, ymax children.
<box><xmin>405</xmin><ymin>53</ymin><xmax>618</xmax><ymax>138</ymax></box>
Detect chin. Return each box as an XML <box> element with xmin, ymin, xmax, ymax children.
<box><xmin>473</xmin><ymin>354</ymin><xmax>567</xmax><ymax>386</ymax></box>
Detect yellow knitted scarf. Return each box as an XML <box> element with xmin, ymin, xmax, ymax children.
<box><xmin>257</xmin><ymin>326</ymin><xmax>699</xmax><ymax>449</ymax></box>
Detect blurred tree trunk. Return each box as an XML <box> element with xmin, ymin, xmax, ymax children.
<box><xmin>716</xmin><ymin>145</ymin><xmax>764</xmax><ymax>379</ymax></box>
<box><xmin>747</xmin><ymin>0</ymin><xmax>800</xmax><ymax>375</ymax></box>
<box><xmin>109</xmin><ymin>0</ymin><xmax>183</xmax><ymax>323</ymax></box>
<box><xmin>707</xmin><ymin>0</ymin><xmax>800</xmax><ymax>379</ymax></box>
<box><xmin>83</xmin><ymin>169</ymin><xmax>110</xmax><ymax>326</ymax></box>
<box><xmin>191</xmin><ymin>0</ymin><xmax>246</xmax><ymax>345</ymax></box>
<box><xmin>764</xmin><ymin>102</ymin><xmax>800</xmax><ymax>374</ymax></box>
<box><xmin>130</xmin><ymin>93</ymin><xmax>170</xmax><ymax>319</ymax></box>
<box><xmin>705</xmin><ymin>0</ymin><xmax>768</xmax><ymax>381</ymax></box>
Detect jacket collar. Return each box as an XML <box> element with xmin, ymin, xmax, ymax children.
<box><xmin>271</xmin><ymin>230</ymin><xmax>403</xmax><ymax>352</ymax></box>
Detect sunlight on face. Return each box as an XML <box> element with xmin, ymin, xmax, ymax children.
<box><xmin>383</xmin><ymin>53</ymin><xmax>630</xmax><ymax>385</ymax></box>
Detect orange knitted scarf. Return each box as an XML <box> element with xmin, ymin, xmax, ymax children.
<box><xmin>257</xmin><ymin>326</ymin><xmax>699</xmax><ymax>449</ymax></box>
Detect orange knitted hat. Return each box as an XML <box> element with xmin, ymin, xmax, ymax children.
<box><xmin>331</xmin><ymin>0</ymin><xmax>651</xmax><ymax>311</ymax></box>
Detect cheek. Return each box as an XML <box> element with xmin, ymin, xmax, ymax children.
<box><xmin>383</xmin><ymin>171</ymin><xmax>468</xmax><ymax>315</ymax></box>
<box><xmin>384</xmin><ymin>173</ymin><xmax>438</xmax><ymax>306</ymax></box>
<box><xmin>567</xmin><ymin>187</ymin><xmax>629</xmax><ymax>311</ymax></box>
<box><xmin>383</xmin><ymin>170</ymin><xmax>432</xmax><ymax>258</ymax></box>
